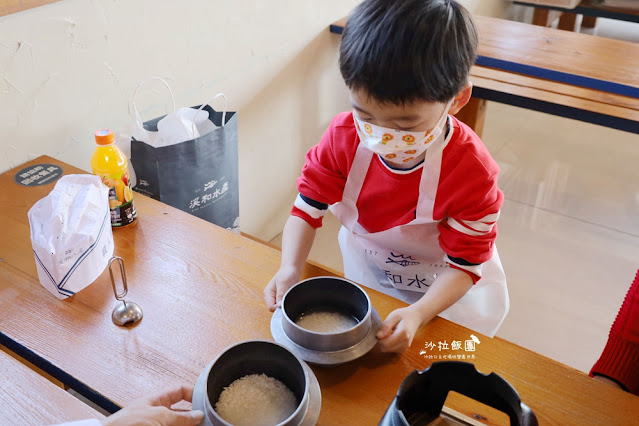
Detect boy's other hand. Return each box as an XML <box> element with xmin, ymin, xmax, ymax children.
<box><xmin>264</xmin><ymin>266</ymin><xmax>300</xmax><ymax>312</ymax></box>
<box><xmin>375</xmin><ymin>306</ymin><xmax>424</xmax><ymax>353</ymax></box>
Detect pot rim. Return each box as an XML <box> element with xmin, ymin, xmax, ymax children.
<box><xmin>202</xmin><ymin>339</ymin><xmax>310</xmax><ymax>426</ymax></box>
<box><xmin>281</xmin><ymin>276</ymin><xmax>373</xmax><ymax>337</ymax></box>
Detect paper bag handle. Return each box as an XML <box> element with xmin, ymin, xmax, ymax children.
<box><xmin>132</xmin><ymin>77</ymin><xmax>177</xmax><ymax>128</ymax></box>
<box><xmin>191</xmin><ymin>93</ymin><xmax>228</xmax><ymax>137</ymax></box>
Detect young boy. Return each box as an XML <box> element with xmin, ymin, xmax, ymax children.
<box><xmin>264</xmin><ymin>0</ymin><xmax>509</xmax><ymax>352</ymax></box>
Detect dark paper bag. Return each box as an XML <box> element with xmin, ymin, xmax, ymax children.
<box><xmin>130</xmin><ymin>105</ymin><xmax>240</xmax><ymax>233</ymax></box>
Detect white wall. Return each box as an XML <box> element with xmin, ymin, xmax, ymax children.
<box><xmin>0</xmin><ymin>0</ymin><xmax>358</xmax><ymax>240</ymax></box>
<box><xmin>0</xmin><ymin>0</ymin><xmax>508</xmax><ymax>240</ymax></box>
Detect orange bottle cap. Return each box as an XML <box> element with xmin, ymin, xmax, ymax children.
<box><xmin>95</xmin><ymin>129</ymin><xmax>115</xmax><ymax>145</ymax></box>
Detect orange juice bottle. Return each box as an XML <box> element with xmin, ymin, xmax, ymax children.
<box><xmin>91</xmin><ymin>129</ymin><xmax>137</xmax><ymax>227</ymax></box>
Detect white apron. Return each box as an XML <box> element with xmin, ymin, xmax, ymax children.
<box><xmin>329</xmin><ymin>119</ymin><xmax>509</xmax><ymax>337</ymax></box>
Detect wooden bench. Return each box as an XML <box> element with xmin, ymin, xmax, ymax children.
<box><xmin>330</xmin><ymin>15</ymin><xmax>639</xmax><ymax>136</ymax></box>
<box><xmin>516</xmin><ymin>0</ymin><xmax>639</xmax><ymax>31</ymax></box>
<box><xmin>0</xmin><ymin>349</ymin><xmax>104</xmax><ymax>424</ymax></box>
<box><xmin>2</xmin><ymin>344</ymin><xmax>67</xmax><ymax>389</ymax></box>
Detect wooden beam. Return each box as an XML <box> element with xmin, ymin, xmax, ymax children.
<box><xmin>0</xmin><ymin>0</ymin><xmax>60</xmax><ymax>17</ymax></box>
<box><xmin>558</xmin><ymin>12</ymin><xmax>578</xmax><ymax>31</ymax></box>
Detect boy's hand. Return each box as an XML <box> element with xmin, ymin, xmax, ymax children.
<box><xmin>375</xmin><ymin>306</ymin><xmax>426</xmax><ymax>353</ymax></box>
<box><xmin>264</xmin><ymin>266</ymin><xmax>300</xmax><ymax>312</ymax></box>
<box><xmin>374</xmin><ymin>268</ymin><xmax>473</xmax><ymax>352</ymax></box>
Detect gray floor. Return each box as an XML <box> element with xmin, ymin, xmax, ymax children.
<box><xmin>68</xmin><ymin>389</ymin><xmax>111</xmax><ymax>417</ymax></box>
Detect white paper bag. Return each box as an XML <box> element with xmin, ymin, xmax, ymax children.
<box><xmin>115</xmin><ymin>78</ymin><xmax>223</xmax><ymax>188</ymax></box>
<box><xmin>27</xmin><ymin>174</ymin><xmax>114</xmax><ymax>299</ymax></box>
<box><xmin>145</xmin><ymin>106</ymin><xmax>219</xmax><ymax>148</ymax></box>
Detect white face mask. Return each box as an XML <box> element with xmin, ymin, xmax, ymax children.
<box><xmin>354</xmin><ymin>100</ymin><xmax>452</xmax><ymax>164</ymax></box>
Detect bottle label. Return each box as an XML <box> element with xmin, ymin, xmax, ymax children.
<box><xmin>96</xmin><ymin>169</ymin><xmax>137</xmax><ymax>227</ymax></box>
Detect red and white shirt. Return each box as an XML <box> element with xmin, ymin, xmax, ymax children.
<box><xmin>292</xmin><ymin>111</ymin><xmax>503</xmax><ymax>281</ymax></box>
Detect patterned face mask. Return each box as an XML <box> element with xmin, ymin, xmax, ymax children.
<box><xmin>354</xmin><ymin>100</ymin><xmax>452</xmax><ymax>164</ymax></box>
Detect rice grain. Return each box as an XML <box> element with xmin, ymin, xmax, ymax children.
<box><xmin>215</xmin><ymin>373</ymin><xmax>297</xmax><ymax>426</ymax></box>
<box><xmin>295</xmin><ymin>310</ymin><xmax>359</xmax><ymax>333</ymax></box>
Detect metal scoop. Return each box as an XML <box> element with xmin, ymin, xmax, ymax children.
<box><xmin>108</xmin><ymin>256</ymin><xmax>143</xmax><ymax>326</ymax></box>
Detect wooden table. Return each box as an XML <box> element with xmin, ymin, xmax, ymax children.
<box><xmin>516</xmin><ymin>0</ymin><xmax>639</xmax><ymax>27</ymax></box>
<box><xmin>473</xmin><ymin>15</ymin><xmax>639</xmax><ymax>98</ymax></box>
<box><xmin>330</xmin><ymin>16</ymin><xmax>639</xmax><ymax>135</ymax></box>
<box><xmin>1</xmin><ymin>348</ymin><xmax>104</xmax><ymax>425</ymax></box>
<box><xmin>1</xmin><ymin>156</ymin><xmax>638</xmax><ymax>425</ymax></box>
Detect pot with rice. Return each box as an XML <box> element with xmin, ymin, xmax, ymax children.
<box><xmin>192</xmin><ymin>340</ymin><xmax>321</xmax><ymax>426</ymax></box>
<box><xmin>271</xmin><ymin>276</ymin><xmax>382</xmax><ymax>365</ymax></box>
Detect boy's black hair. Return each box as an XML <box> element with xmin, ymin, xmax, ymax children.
<box><xmin>339</xmin><ymin>0</ymin><xmax>478</xmax><ymax>104</ymax></box>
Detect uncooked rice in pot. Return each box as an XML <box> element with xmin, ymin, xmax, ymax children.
<box><xmin>295</xmin><ymin>310</ymin><xmax>359</xmax><ymax>333</ymax></box>
<box><xmin>214</xmin><ymin>373</ymin><xmax>297</xmax><ymax>426</ymax></box>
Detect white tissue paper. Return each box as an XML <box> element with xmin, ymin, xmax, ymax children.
<box><xmin>154</xmin><ymin>107</ymin><xmax>218</xmax><ymax>147</ymax></box>
<box><xmin>119</xmin><ymin>106</ymin><xmax>217</xmax><ymax>149</ymax></box>
<box><xmin>27</xmin><ymin>174</ymin><xmax>114</xmax><ymax>300</ymax></box>
<box><xmin>116</xmin><ymin>107</ymin><xmax>218</xmax><ymax>188</ymax></box>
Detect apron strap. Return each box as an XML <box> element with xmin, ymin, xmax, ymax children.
<box><xmin>415</xmin><ymin>116</ymin><xmax>453</xmax><ymax>221</ymax></box>
<box><xmin>330</xmin><ymin>143</ymin><xmax>373</xmax><ymax>230</ymax></box>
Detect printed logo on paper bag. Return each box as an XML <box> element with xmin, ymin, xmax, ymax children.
<box><xmin>14</xmin><ymin>164</ymin><xmax>63</xmax><ymax>187</ymax></box>
<box><xmin>187</xmin><ymin>176</ymin><xmax>240</xmax><ymax>234</ymax></box>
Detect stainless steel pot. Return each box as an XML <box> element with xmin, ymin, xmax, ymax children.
<box><xmin>379</xmin><ymin>361</ymin><xmax>538</xmax><ymax>426</ymax></box>
<box><xmin>282</xmin><ymin>276</ymin><xmax>373</xmax><ymax>351</ymax></box>
<box><xmin>192</xmin><ymin>340</ymin><xmax>321</xmax><ymax>426</ymax></box>
<box><xmin>271</xmin><ymin>276</ymin><xmax>381</xmax><ymax>366</ymax></box>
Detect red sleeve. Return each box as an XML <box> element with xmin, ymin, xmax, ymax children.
<box><xmin>435</xmin><ymin>118</ymin><xmax>504</xmax><ymax>264</ymax></box>
<box><xmin>590</xmin><ymin>269</ymin><xmax>639</xmax><ymax>395</ymax></box>
<box><xmin>448</xmin><ymin>263</ymin><xmax>481</xmax><ymax>284</ymax></box>
<box><xmin>292</xmin><ymin>112</ymin><xmax>358</xmax><ymax>228</ymax></box>
<box><xmin>291</xmin><ymin>205</ymin><xmax>324</xmax><ymax>229</ymax></box>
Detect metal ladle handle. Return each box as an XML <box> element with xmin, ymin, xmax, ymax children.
<box><xmin>108</xmin><ymin>256</ymin><xmax>128</xmax><ymax>304</ymax></box>
<box><xmin>107</xmin><ymin>256</ymin><xmax>143</xmax><ymax>326</ymax></box>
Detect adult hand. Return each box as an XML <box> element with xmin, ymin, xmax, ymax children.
<box><xmin>375</xmin><ymin>306</ymin><xmax>425</xmax><ymax>353</ymax></box>
<box><xmin>264</xmin><ymin>266</ymin><xmax>300</xmax><ymax>312</ymax></box>
<box><xmin>101</xmin><ymin>385</ymin><xmax>204</xmax><ymax>426</ymax></box>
